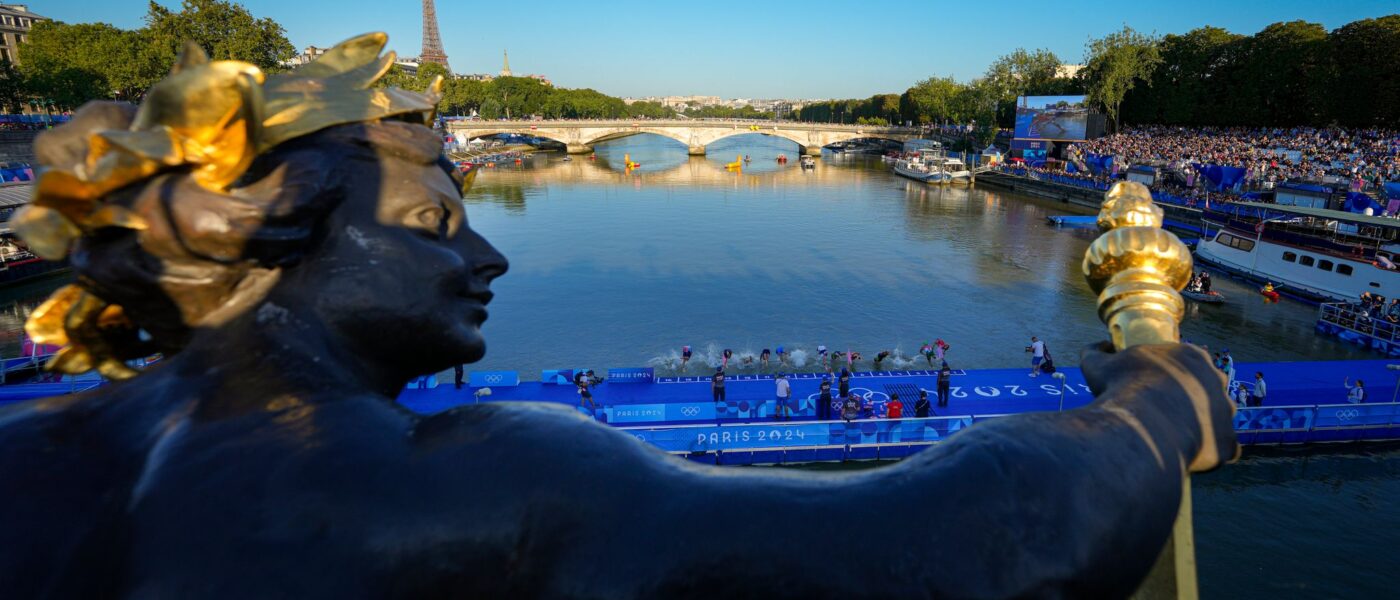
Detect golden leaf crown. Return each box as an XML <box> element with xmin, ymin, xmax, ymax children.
<box><xmin>14</xmin><ymin>32</ymin><xmax>445</xmax><ymax>380</ymax></box>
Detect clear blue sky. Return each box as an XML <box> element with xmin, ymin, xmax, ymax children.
<box><xmin>30</xmin><ymin>0</ymin><xmax>1398</xmax><ymax>99</ymax></box>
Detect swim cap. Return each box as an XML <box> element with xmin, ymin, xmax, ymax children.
<box><xmin>683</xmin><ymin>345</ymin><xmax>690</xmax><ymax>351</ymax></box>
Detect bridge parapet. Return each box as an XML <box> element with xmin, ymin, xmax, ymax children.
<box><xmin>447</xmin><ymin>120</ymin><xmax>921</xmax><ymax>156</ymax></box>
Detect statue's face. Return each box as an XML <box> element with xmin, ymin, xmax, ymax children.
<box><xmin>288</xmin><ymin>137</ymin><xmax>507</xmax><ymax>376</ymax></box>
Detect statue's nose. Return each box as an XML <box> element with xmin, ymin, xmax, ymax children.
<box><xmin>469</xmin><ymin>233</ymin><xmax>508</xmax><ymax>284</ymax></box>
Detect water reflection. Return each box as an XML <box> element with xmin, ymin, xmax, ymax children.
<box><xmin>458</xmin><ymin>135</ymin><xmax>1371</xmax><ymax>377</ymax></box>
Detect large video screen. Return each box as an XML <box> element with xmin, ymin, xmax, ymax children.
<box><xmin>1014</xmin><ymin>95</ymin><xmax>1089</xmax><ymax>141</ymax></box>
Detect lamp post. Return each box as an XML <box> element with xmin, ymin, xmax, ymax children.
<box><xmin>1052</xmin><ymin>372</ymin><xmax>1067</xmax><ymax>411</ymax></box>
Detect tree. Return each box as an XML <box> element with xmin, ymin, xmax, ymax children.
<box><xmin>18</xmin><ymin>20</ymin><xmax>160</xmax><ymax>105</ymax></box>
<box><xmin>143</xmin><ymin>0</ymin><xmax>295</xmax><ymax>73</ymax></box>
<box><xmin>1239</xmin><ymin>21</ymin><xmax>1331</xmax><ymax>126</ymax></box>
<box><xmin>901</xmin><ymin>76</ymin><xmax>963</xmax><ymax>124</ymax></box>
<box><xmin>984</xmin><ymin>48</ymin><xmax>1061</xmax><ymax>102</ymax></box>
<box><xmin>1083</xmin><ymin>26</ymin><xmax>1161</xmax><ymax>129</ymax></box>
<box><xmin>1328</xmin><ymin>15</ymin><xmax>1400</xmax><ymax>127</ymax></box>
<box><xmin>0</xmin><ymin>59</ymin><xmax>25</xmax><ymax>113</ymax></box>
<box><xmin>1121</xmin><ymin>26</ymin><xmax>1242</xmax><ymax>125</ymax></box>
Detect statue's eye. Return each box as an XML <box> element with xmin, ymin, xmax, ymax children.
<box><xmin>407</xmin><ymin>206</ymin><xmax>448</xmax><ymax>240</ymax></box>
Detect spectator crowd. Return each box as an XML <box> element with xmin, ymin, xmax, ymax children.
<box><xmin>1074</xmin><ymin>125</ymin><xmax>1400</xmax><ymax>192</ymax></box>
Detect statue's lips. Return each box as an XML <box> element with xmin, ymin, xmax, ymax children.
<box><xmin>458</xmin><ymin>290</ymin><xmax>494</xmax><ymax>322</ymax></box>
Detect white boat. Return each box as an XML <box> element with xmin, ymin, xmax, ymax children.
<box><xmin>1193</xmin><ymin>202</ymin><xmax>1400</xmax><ymax>303</ymax></box>
<box><xmin>893</xmin><ymin>147</ymin><xmax>973</xmax><ymax>184</ymax></box>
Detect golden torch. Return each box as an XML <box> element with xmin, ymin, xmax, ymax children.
<box><xmin>1083</xmin><ymin>181</ymin><xmax>1198</xmax><ymax>599</ymax></box>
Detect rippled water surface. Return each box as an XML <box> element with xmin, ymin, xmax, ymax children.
<box><xmin>455</xmin><ymin>134</ymin><xmax>1367</xmax><ymax>376</ymax></box>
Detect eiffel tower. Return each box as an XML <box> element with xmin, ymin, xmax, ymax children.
<box><xmin>419</xmin><ymin>0</ymin><xmax>450</xmax><ymax>72</ymax></box>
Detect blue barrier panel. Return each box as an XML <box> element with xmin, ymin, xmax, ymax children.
<box><xmin>468</xmin><ymin>370</ymin><xmax>519</xmax><ymax>387</ymax></box>
<box><xmin>624</xmin><ymin>417</ymin><xmax>977</xmax><ymax>453</ymax></box>
<box><xmin>1312</xmin><ymin>403</ymin><xmax>1400</xmax><ymax>430</ymax></box>
<box><xmin>1235</xmin><ymin>406</ymin><xmax>1315</xmax><ymax>432</ymax></box>
<box><xmin>607</xmin><ymin>367</ymin><xmax>654</xmax><ymax>383</ymax></box>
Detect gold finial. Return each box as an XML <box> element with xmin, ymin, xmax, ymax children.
<box><xmin>1082</xmin><ymin>181</ymin><xmax>1193</xmax><ymax>349</ymax></box>
<box><xmin>1082</xmin><ymin>181</ymin><xmax>1201</xmax><ymax>599</ymax></box>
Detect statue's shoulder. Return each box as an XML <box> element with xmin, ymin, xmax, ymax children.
<box><xmin>409</xmin><ymin>400</ymin><xmax>627</xmax><ymax>453</ymax></box>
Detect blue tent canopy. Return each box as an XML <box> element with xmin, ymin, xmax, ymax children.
<box><xmin>1344</xmin><ymin>191</ymin><xmax>1381</xmax><ymax>214</ymax></box>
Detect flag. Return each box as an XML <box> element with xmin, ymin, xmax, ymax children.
<box><xmin>1255</xmin><ymin>220</ymin><xmax>1266</xmax><ymax>235</ymax></box>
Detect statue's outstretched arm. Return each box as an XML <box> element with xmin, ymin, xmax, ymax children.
<box><xmin>511</xmin><ymin>343</ymin><xmax>1234</xmax><ymax>598</ymax></box>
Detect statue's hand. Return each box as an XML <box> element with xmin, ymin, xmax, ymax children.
<box><xmin>1080</xmin><ymin>342</ymin><xmax>1240</xmax><ymax>473</ymax></box>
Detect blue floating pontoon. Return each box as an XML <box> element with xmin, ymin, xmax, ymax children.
<box><xmin>1046</xmin><ymin>215</ymin><xmax>1098</xmax><ymax>227</ymax></box>
<box><xmin>5</xmin><ymin>359</ymin><xmax>1399</xmax><ymax>466</ymax></box>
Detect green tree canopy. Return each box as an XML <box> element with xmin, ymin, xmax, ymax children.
<box><xmin>143</xmin><ymin>0</ymin><xmax>295</xmax><ymax>73</ymax></box>
<box><xmin>1083</xmin><ymin>25</ymin><xmax>1162</xmax><ymax>129</ymax></box>
<box><xmin>1328</xmin><ymin>15</ymin><xmax>1400</xmax><ymax>127</ymax></box>
<box><xmin>15</xmin><ymin>0</ymin><xmax>293</xmax><ymax>109</ymax></box>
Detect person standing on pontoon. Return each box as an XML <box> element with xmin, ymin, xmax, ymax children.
<box><xmin>818</xmin><ymin>376</ymin><xmax>833</xmax><ymax>420</ymax></box>
<box><xmin>1345</xmin><ymin>377</ymin><xmax>1367</xmax><ymax>404</ymax></box>
<box><xmin>841</xmin><ymin>393</ymin><xmax>860</xmax><ymax>422</ymax></box>
<box><xmin>937</xmin><ymin>365</ymin><xmax>952</xmax><ymax>407</ymax></box>
<box><xmin>576</xmin><ymin>373</ymin><xmax>596</xmax><ymax>413</ymax></box>
<box><xmin>774</xmin><ymin>374</ymin><xmax>791</xmax><ymax>420</ymax></box>
<box><xmin>1027</xmin><ymin>336</ymin><xmax>1046</xmax><ymax>377</ymax></box>
<box><xmin>711</xmin><ymin>367</ymin><xmax>727</xmax><ymax>405</ymax></box>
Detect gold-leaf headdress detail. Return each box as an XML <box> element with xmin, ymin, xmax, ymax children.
<box><xmin>13</xmin><ymin>32</ymin><xmax>444</xmax><ymax>380</ymax></box>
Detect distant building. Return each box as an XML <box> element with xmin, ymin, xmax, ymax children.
<box><xmin>283</xmin><ymin>45</ymin><xmax>329</xmax><ymax>68</ymax></box>
<box><xmin>394</xmin><ymin>58</ymin><xmax>420</xmax><ymax>76</ymax></box>
<box><xmin>0</xmin><ymin>4</ymin><xmax>46</xmax><ymax>65</ymax></box>
<box><xmin>1056</xmin><ymin>64</ymin><xmax>1083</xmax><ymax>79</ymax></box>
<box><xmin>499</xmin><ymin>50</ymin><xmax>511</xmax><ymax>77</ymax></box>
<box><xmin>461</xmin><ymin>73</ymin><xmax>494</xmax><ymax>82</ymax></box>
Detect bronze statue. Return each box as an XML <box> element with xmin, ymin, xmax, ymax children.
<box><xmin>0</xmin><ymin>34</ymin><xmax>1237</xmax><ymax>598</ymax></box>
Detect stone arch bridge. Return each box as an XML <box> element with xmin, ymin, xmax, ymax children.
<box><xmin>446</xmin><ymin>119</ymin><xmax>921</xmax><ymax>156</ymax></box>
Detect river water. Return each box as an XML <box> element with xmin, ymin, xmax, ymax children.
<box><xmin>1</xmin><ymin>134</ymin><xmax>1394</xmax><ymax>596</ymax></box>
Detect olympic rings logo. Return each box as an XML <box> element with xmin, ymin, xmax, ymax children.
<box><xmin>1336</xmin><ymin>409</ymin><xmax>1360</xmax><ymax>420</ymax></box>
<box><xmin>485</xmin><ymin>374</ymin><xmax>504</xmax><ymax>384</ymax></box>
<box><xmin>681</xmin><ymin>407</ymin><xmax>700</xmax><ymax>417</ymax></box>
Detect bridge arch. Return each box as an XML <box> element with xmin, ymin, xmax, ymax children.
<box><xmin>580</xmin><ymin>127</ymin><xmax>693</xmax><ymax>152</ymax></box>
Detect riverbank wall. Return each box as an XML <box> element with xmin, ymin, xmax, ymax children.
<box><xmin>0</xmin><ymin>131</ymin><xmax>37</xmax><ymax>164</ymax></box>
<box><xmin>977</xmin><ymin>171</ymin><xmax>1206</xmax><ymax>236</ymax></box>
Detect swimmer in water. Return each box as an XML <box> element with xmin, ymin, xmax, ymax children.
<box><xmin>680</xmin><ymin>345</ymin><xmax>692</xmax><ymax>371</ymax></box>
<box><xmin>776</xmin><ymin>345</ymin><xmax>788</xmax><ymax>366</ymax></box>
<box><xmin>760</xmin><ymin>348</ymin><xmax>771</xmax><ymax>369</ymax></box>
<box><xmin>817</xmin><ymin>345</ymin><xmax>830</xmax><ymax>372</ymax></box>
<box><xmin>921</xmin><ymin>342</ymin><xmax>936</xmax><ymax>367</ymax></box>
<box><xmin>722</xmin><ymin>349</ymin><xmax>733</xmax><ymax>369</ymax></box>
<box><xmin>873</xmin><ymin>350</ymin><xmax>891</xmax><ymax>370</ymax></box>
